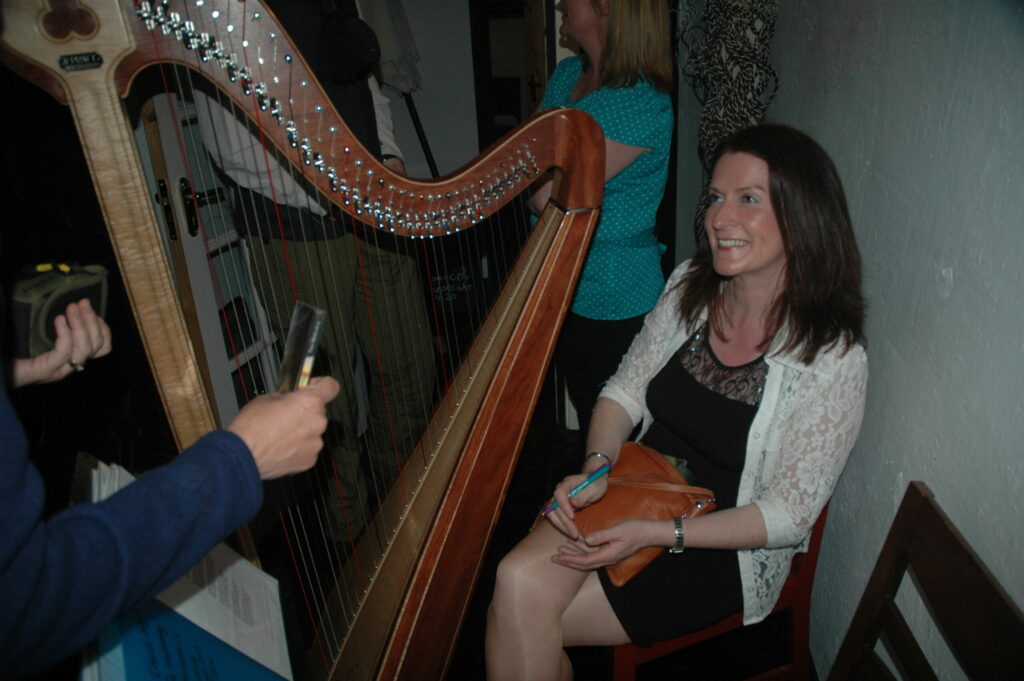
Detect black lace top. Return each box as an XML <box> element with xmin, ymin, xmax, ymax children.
<box><xmin>640</xmin><ymin>322</ymin><xmax>767</xmax><ymax>509</ymax></box>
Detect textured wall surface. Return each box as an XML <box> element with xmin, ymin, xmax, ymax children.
<box><xmin>765</xmin><ymin>0</ymin><xmax>1024</xmax><ymax>676</ymax></box>
<box><xmin>381</xmin><ymin>0</ymin><xmax>479</xmax><ymax>178</ymax></box>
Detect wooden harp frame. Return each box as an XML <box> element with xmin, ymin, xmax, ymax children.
<box><xmin>0</xmin><ymin>1</ymin><xmax>605</xmax><ymax>679</ymax></box>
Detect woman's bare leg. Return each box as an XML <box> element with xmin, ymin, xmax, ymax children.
<box><xmin>485</xmin><ymin>521</ymin><xmax>629</xmax><ymax>681</ymax></box>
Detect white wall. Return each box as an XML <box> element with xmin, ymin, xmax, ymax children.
<box><xmin>765</xmin><ymin>0</ymin><xmax>1024</xmax><ymax>676</ymax></box>
<box><xmin>379</xmin><ymin>0</ymin><xmax>479</xmax><ymax>179</ymax></box>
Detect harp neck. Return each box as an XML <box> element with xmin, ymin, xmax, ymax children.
<box><xmin>3</xmin><ymin>1</ymin><xmax>602</xmax><ymax>232</ymax></box>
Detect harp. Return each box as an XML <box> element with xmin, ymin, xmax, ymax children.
<box><xmin>0</xmin><ymin>1</ymin><xmax>603</xmax><ymax>679</ymax></box>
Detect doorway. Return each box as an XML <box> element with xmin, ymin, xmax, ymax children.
<box><xmin>469</xmin><ymin>0</ymin><xmax>556</xmax><ymax>150</ymax></box>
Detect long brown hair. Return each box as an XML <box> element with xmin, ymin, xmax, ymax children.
<box><xmin>679</xmin><ymin>124</ymin><xmax>866</xmax><ymax>363</ymax></box>
<box><xmin>580</xmin><ymin>0</ymin><xmax>674</xmax><ymax>93</ymax></box>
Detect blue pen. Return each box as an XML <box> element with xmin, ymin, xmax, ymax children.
<box><xmin>542</xmin><ymin>463</ymin><xmax>611</xmax><ymax>515</ymax></box>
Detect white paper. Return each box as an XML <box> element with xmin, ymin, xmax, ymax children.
<box><xmin>89</xmin><ymin>461</ymin><xmax>293</xmax><ymax>680</ymax></box>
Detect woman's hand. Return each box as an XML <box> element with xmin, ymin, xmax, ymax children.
<box><xmin>551</xmin><ymin>518</ymin><xmax>659</xmax><ymax>572</ymax></box>
<box><xmin>227</xmin><ymin>376</ymin><xmax>340</xmax><ymax>480</ymax></box>
<box><xmin>543</xmin><ymin>469</ymin><xmax>609</xmax><ymax>540</ymax></box>
<box><xmin>11</xmin><ymin>298</ymin><xmax>113</xmax><ymax>387</ymax></box>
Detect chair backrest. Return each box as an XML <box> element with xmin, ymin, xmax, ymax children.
<box><xmin>828</xmin><ymin>481</ymin><xmax>1024</xmax><ymax>680</ymax></box>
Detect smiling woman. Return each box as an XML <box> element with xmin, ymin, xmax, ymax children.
<box><xmin>681</xmin><ymin>124</ymin><xmax>865</xmax><ymax>365</ymax></box>
<box><xmin>486</xmin><ymin>124</ymin><xmax>868</xmax><ymax>681</ymax></box>
<box><xmin>705</xmin><ymin>152</ymin><xmax>786</xmax><ymax>308</ymax></box>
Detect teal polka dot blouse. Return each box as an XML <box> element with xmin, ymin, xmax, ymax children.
<box><xmin>541</xmin><ymin>56</ymin><xmax>674</xmax><ymax>320</ymax></box>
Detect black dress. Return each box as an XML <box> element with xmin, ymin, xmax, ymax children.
<box><xmin>599</xmin><ymin>322</ymin><xmax>768</xmax><ymax>646</ymax></box>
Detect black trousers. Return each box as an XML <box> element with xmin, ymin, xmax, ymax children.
<box><xmin>556</xmin><ymin>311</ymin><xmax>645</xmax><ymax>442</ymax></box>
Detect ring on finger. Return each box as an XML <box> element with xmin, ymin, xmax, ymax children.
<box><xmin>68</xmin><ymin>360</ymin><xmax>85</xmax><ymax>372</ymax></box>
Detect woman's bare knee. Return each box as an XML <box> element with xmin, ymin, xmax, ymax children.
<box><xmin>492</xmin><ymin>533</ymin><xmax>553</xmax><ymax>616</ymax></box>
<box><xmin>490</xmin><ymin>524</ymin><xmax>588</xmax><ymax>624</ymax></box>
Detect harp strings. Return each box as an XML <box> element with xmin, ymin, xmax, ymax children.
<box><xmin>135</xmin><ymin>1</ymin><xmax>534</xmax><ymax>663</ymax></box>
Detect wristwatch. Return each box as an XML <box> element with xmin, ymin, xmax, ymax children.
<box><xmin>669</xmin><ymin>515</ymin><xmax>686</xmax><ymax>554</ymax></box>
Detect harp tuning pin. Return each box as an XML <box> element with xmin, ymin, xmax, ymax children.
<box><xmin>162</xmin><ymin>11</ymin><xmax>180</xmax><ymax>36</ymax></box>
<box><xmin>214</xmin><ymin>45</ymin><xmax>231</xmax><ymax>69</ymax></box>
<box><xmin>239</xmin><ymin>68</ymin><xmax>253</xmax><ymax>96</ymax></box>
<box><xmin>135</xmin><ymin>1</ymin><xmax>152</xmax><ymax>26</ymax></box>
<box><xmin>255</xmin><ymin>84</ymin><xmax>269</xmax><ymax>110</ymax></box>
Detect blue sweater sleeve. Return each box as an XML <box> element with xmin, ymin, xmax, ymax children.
<box><xmin>0</xmin><ymin>384</ymin><xmax>263</xmax><ymax>676</ymax></box>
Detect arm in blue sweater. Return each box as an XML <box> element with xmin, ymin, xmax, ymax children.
<box><xmin>0</xmin><ymin>366</ymin><xmax>339</xmax><ymax>676</ymax></box>
<box><xmin>0</xmin><ymin>382</ymin><xmax>262</xmax><ymax>675</ymax></box>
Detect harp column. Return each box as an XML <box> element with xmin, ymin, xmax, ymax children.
<box><xmin>0</xmin><ymin>0</ymin><xmax>217</xmax><ymax>447</ymax></box>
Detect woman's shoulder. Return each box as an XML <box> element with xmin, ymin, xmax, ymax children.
<box><xmin>541</xmin><ymin>57</ymin><xmax>583</xmax><ymax>109</ymax></box>
<box><xmin>551</xmin><ymin>56</ymin><xmax>583</xmax><ymax>83</ymax></box>
<box><xmin>649</xmin><ymin>260</ymin><xmax>700</xmax><ymax>325</ymax></box>
<box><xmin>601</xmin><ymin>71</ymin><xmax>671</xmax><ymax>99</ymax></box>
<box><xmin>589</xmin><ymin>78</ymin><xmax>673</xmax><ymax>136</ymax></box>
<box><xmin>823</xmin><ymin>340</ymin><xmax>868</xmax><ymax>373</ymax></box>
<box><xmin>775</xmin><ymin>337</ymin><xmax>868</xmax><ymax>379</ymax></box>
<box><xmin>554</xmin><ymin>55</ymin><xmax>584</xmax><ymax>72</ymax></box>
<box><xmin>666</xmin><ymin>259</ymin><xmax>695</xmax><ymax>286</ymax></box>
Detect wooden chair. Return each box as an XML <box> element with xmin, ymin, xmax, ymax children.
<box><xmin>612</xmin><ymin>504</ymin><xmax>831</xmax><ymax>681</ymax></box>
<box><xmin>828</xmin><ymin>481</ymin><xmax>1024</xmax><ymax>680</ymax></box>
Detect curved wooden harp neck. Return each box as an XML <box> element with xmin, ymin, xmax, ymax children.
<box><xmin>120</xmin><ymin>0</ymin><xmax>604</xmax><ymax>225</ymax></box>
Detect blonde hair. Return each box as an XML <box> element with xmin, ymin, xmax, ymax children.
<box><xmin>593</xmin><ymin>0</ymin><xmax>674</xmax><ymax>92</ymax></box>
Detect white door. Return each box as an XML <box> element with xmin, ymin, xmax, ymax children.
<box><xmin>134</xmin><ymin>93</ymin><xmax>280</xmax><ymax>426</ymax></box>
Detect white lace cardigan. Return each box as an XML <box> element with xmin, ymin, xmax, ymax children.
<box><xmin>600</xmin><ymin>260</ymin><xmax>868</xmax><ymax>625</ymax></box>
